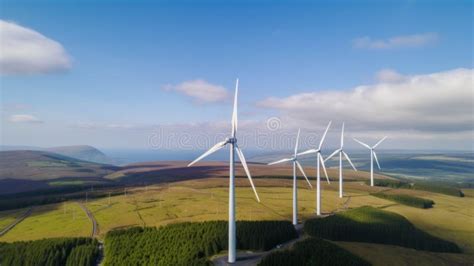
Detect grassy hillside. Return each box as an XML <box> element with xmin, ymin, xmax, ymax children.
<box><xmin>0</xmin><ymin>150</ymin><xmax>118</xmax><ymax>181</ymax></box>
<box><xmin>0</xmin><ymin>150</ymin><xmax>119</xmax><ymax>194</ymax></box>
<box><xmin>337</xmin><ymin>242</ymin><xmax>474</xmax><ymax>266</ymax></box>
<box><xmin>259</xmin><ymin>237</ymin><xmax>370</xmax><ymax>266</ymax></box>
<box><xmin>304</xmin><ymin>206</ymin><xmax>461</xmax><ymax>253</ymax></box>
<box><xmin>0</xmin><ymin>203</ymin><xmax>91</xmax><ymax>242</ymax></box>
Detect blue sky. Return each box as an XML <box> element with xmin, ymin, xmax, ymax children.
<box><xmin>1</xmin><ymin>1</ymin><xmax>473</xmax><ymax>150</ymax></box>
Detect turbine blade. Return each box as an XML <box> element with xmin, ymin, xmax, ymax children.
<box><xmin>342</xmin><ymin>151</ymin><xmax>357</xmax><ymax>171</ymax></box>
<box><xmin>297</xmin><ymin>149</ymin><xmax>318</xmax><ymax>157</ymax></box>
<box><xmin>318</xmin><ymin>121</ymin><xmax>332</xmax><ymax>150</ymax></box>
<box><xmin>231</xmin><ymin>79</ymin><xmax>239</xmax><ymax>137</ymax></box>
<box><xmin>324</xmin><ymin>149</ymin><xmax>340</xmax><ymax>162</ymax></box>
<box><xmin>373</xmin><ymin>136</ymin><xmax>387</xmax><ymax>149</ymax></box>
<box><xmin>353</xmin><ymin>138</ymin><xmax>371</xmax><ymax>149</ymax></box>
<box><xmin>268</xmin><ymin>157</ymin><xmax>293</xmax><ymax>165</ymax></box>
<box><xmin>235</xmin><ymin>145</ymin><xmax>260</xmax><ymax>202</ymax></box>
<box><xmin>373</xmin><ymin>151</ymin><xmax>381</xmax><ymax>170</ymax></box>
<box><xmin>341</xmin><ymin>122</ymin><xmax>345</xmax><ymax>148</ymax></box>
<box><xmin>188</xmin><ymin>140</ymin><xmax>227</xmax><ymax>167</ymax></box>
<box><xmin>294</xmin><ymin>128</ymin><xmax>301</xmax><ymax>157</ymax></box>
<box><xmin>319</xmin><ymin>154</ymin><xmax>330</xmax><ymax>184</ymax></box>
<box><xmin>296</xmin><ymin>160</ymin><xmax>312</xmax><ymax>189</ymax></box>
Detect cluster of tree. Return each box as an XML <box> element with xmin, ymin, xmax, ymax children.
<box><xmin>0</xmin><ymin>187</ymin><xmax>122</xmax><ymax>211</ymax></box>
<box><xmin>258</xmin><ymin>237</ymin><xmax>370</xmax><ymax>266</ymax></box>
<box><xmin>369</xmin><ymin>179</ymin><xmax>464</xmax><ymax>197</ymax></box>
<box><xmin>0</xmin><ymin>237</ymin><xmax>99</xmax><ymax>266</ymax></box>
<box><xmin>371</xmin><ymin>192</ymin><xmax>435</xmax><ymax>209</ymax></box>
<box><xmin>104</xmin><ymin>220</ymin><xmax>297</xmax><ymax>265</ymax></box>
<box><xmin>368</xmin><ymin>179</ymin><xmax>411</xmax><ymax>188</ymax></box>
<box><xmin>304</xmin><ymin>206</ymin><xmax>461</xmax><ymax>253</ymax></box>
<box><xmin>412</xmin><ymin>181</ymin><xmax>464</xmax><ymax>197</ymax></box>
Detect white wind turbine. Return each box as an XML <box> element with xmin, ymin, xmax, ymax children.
<box><xmin>268</xmin><ymin>129</ymin><xmax>313</xmax><ymax>226</ymax></box>
<box><xmin>353</xmin><ymin>136</ymin><xmax>387</xmax><ymax>187</ymax></box>
<box><xmin>296</xmin><ymin>121</ymin><xmax>332</xmax><ymax>216</ymax></box>
<box><xmin>324</xmin><ymin>123</ymin><xmax>357</xmax><ymax>198</ymax></box>
<box><xmin>187</xmin><ymin>79</ymin><xmax>260</xmax><ymax>264</ymax></box>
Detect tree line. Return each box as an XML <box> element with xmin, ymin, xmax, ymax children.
<box><xmin>304</xmin><ymin>206</ymin><xmax>461</xmax><ymax>253</ymax></box>
<box><xmin>0</xmin><ymin>188</ymin><xmax>122</xmax><ymax>211</ymax></box>
<box><xmin>0</xmin><ymin>237</ymin><xmax>99</xmax><ymax>266</ymax></box>
<box><xmin>371</xmin><ymin>192</ymin><xmax>435</xmax><ymax>209</ymax></box>
<box><xmin>104</xmin><ymin>220</ymin><xmax>297</xmax><ymax>265</ymax></box>
<box><xmin>368</xmin><ymin>179</ymin><xmax>464</xmax><ymax>197</ymax></box>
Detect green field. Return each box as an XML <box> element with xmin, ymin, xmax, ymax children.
<box><xmin>0</xmin><ymin>208</ymin><xmax>28</xmax><ymax>231</ymax></box>
<box><xmin>0</xmin><ymin>202</ymin><xmax>90</xmax><ymax>242</ymax></box>
<box><xmin>1</xmin><ymin>178</ymin><xmax>473</xmax><ymax>264</ymax></box>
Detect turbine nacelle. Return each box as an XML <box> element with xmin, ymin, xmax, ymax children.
<box><xmin>225</xmin><ymin>137</ymin><xmax>237</xmax><ymax>144</ymax></box>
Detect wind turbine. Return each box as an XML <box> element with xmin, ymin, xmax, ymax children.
<box><xmin>268</xmin><ymin>129</ymin><xmax>312</xmax><ymax>226</ymax></box>
<box><xmin>353</xmin><ymin>136</ymin><xmax>387</xmax><ymax>186</ymax></box>
<box><xmin>325</xmin><ymin>123</ymin><xmax>357</xmax><ymax>198</ymax></box>
<box><xmin>296</xmin><ymin>121</ymin><xmax>332</xmax><ymax>216</ymax></box>
<box><xmin>187</xmin><ymin>79</ymin><xmax>260</xmax><ymax>264</ymax></box>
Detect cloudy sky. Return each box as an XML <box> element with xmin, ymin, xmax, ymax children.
<box><xmin>1</xmin><ymin>1</ymin><xmax>473</xmax><ymax>151</ymax></box>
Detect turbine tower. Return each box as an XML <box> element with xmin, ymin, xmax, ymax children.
<box><xmin>187</xmin><ymin>79</ymin><xmax>260</xmax><ymax>264</ymax></box>
<box><xmin>297</xmin><ymin>121</ymin><xmax>332</xmax><ymax>216</ymax></box>
<box><xmin>353</xmin><ymin>136</ymin><xmax>387</xmax><ymax>186</ymax></box>
<box><xmin>325</xmin><ymin>123</ymin><xmax>357</xmax><ymax>198</ymax></box>
<box><xmin>268</xmin><ymin>129</ymin><xmax>312</xmax><ymax>226</ymax></box>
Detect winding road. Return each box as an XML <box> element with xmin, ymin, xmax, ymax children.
<box><xmin>78</xmin><ymin>202</ymin><xmax>99</xmax><ymax>237</ymax></box>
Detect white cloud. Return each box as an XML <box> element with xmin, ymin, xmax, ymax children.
<box><xmin>0</xmin><ymin>20</ymin><xmax>71</xmax><ymax>75</ymax></box>
<box><xmin>353</xmin><ymin>33</ymin><xmax>438</xmax><ymax>50</ymax></box>
<box><xmin>9</xmin><ymin>114</ymin><xmax>43</xmax><ymax>123</ymax></box>
<box><xmin>375</xmin><ymin>69</ymin><xmax>406</xmax><ymax>83</ymax></box>
<box><xmin>164</xmin><ymin>79</ymin><xmax>229</xmax><ymax>103</ymax></box>
<box><xmin>257</xmin><ymin>68</ymin><xmax>474</xmax><ymax>138</ymax></box>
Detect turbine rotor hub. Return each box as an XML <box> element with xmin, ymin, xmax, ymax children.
<box><xmin>227</xmin><ymin>137</ymin><xmax>237</xmax><ymax>144</ymax></box>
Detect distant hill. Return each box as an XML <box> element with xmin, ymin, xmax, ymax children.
<box><xmin>1</xmin><ymin>145</ymin><xmax>115</xmax><ymax>164</ymax></box>
<box><xmin>0</xmin><ymin>150</ymin><xmax>119</xmax><ymax>181</ymax></box>
<box><xmin>46</xmin><ymin>145</ymin><xmax>114</xmax><ymax>164</ymax></box>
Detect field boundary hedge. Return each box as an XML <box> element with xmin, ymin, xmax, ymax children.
<box><xmin>371</xmin><ymin>192</ymin><xmax>435</xmax><ymax>208</ymax></box>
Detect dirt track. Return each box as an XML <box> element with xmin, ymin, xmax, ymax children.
<box><xmin>78</xmin><ymin>202</ymin><xmax>98</xmax><ymax>237</ymax></box>
<box><xmin>0</xmin><ymin>207</ymin><xmax>33</xmax><ymax>237</ymax></box>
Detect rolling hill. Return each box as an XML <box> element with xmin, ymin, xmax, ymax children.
<box><xmin>0</xmin><ymin>150</ymin><xmax>119</xmax><ymax>194</ymax></box>
<box><xmin>1</xmin><ymin>145</ymin><xmax>115</xmax><ymax>165</ymax></box>
<box><xmin>46</xmin><ymin>145</ymin><xmax>113</xmax><ymax>164</ymax></box>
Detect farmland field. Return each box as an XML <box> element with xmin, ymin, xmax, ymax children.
<box><xmin>0</xmin><ymin>202</ymin><xmax>90</xmax><ymax>242</ymax></box>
